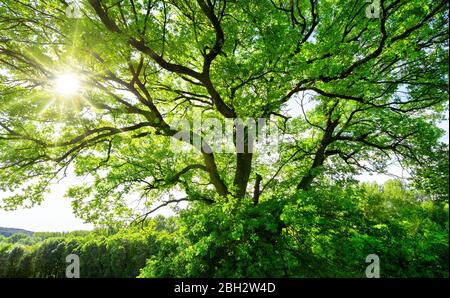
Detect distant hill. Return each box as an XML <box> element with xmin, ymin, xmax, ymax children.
<box><xmin>0</xmin><ymin>227</ymin><xmax>34</xmax><ymax>237</ymax></box>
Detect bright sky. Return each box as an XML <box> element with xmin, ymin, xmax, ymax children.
<box><xmin>0</xmin><ymin>181</ymin><xmax>94</xmax><ymax>232</ymax></box>
<box><xmin>0</xmin><ymin>96</ymin><xmax>448</xmax><ymax>232</ymax></box>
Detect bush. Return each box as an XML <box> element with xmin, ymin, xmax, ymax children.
<box><xmin>140</xmin><ymin>181</ymin><xmax>449</xmax><ymax>277</ymax></box>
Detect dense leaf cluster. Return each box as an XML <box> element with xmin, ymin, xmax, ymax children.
<box><xmin>139</xmin><ymin>180</ymin><xmax>448</xmax><ymax>277</ymax></box>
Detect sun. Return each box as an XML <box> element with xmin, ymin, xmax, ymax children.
<box><xmin>53</xmin><ymin>73</ymin><xmax>81</xmax><ymax>96</ymax></box>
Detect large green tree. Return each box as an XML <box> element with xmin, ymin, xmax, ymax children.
<box><xmin>0</xmin><ymin>0</ymin><xmax>448</xmax><ymax>224</ymax></box>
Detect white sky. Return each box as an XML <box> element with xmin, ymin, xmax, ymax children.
<box><xmin>0</xmin><ymin>97</ymin><xmax>448</xmax><ymax>232</ymax></box>
<box><xmin>0</xmin><ymin>178</ymin><xmax>94</xmax><ymax>232</ymax></box>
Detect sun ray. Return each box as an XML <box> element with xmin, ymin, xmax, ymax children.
<box><xmin>38</xmin><ymin>97</ymin><xmax>58</xmax><ymax>117</ymax></box>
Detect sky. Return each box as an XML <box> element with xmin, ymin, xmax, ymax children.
<box><xmin>0</xmin><ymin>96</ymin><xmax>448</xmax><ymax>232</ymax></box>
<box><xmin>0</xmin><ymin>179</ymin><xmax>94</xmax><ymax>232</ymax></box>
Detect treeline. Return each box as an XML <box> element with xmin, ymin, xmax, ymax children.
<box><xmin>0</xmin><ymin>217</ymin><xmax>176</xmax><ymax>278</ymax></box>
<box><xmin>0</xmin><ymin>227</ymin><xmax>33</xmax><ymax>238</ymax></box>
<box><xmin>0</xmin><ymin>180</ymin><xmax>448</xmax><ymax>278</ymax></box>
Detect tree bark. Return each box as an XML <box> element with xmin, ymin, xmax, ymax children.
<box><xmin>297</xmin><ymin>117</ymin><xmax>339</xmax><ymax>191</ymax></box>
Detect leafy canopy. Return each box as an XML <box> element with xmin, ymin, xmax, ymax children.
<box><xmin>0</xmin><ymin>0</ymin><xmax>448</xmax><ymax>223</ymax></box>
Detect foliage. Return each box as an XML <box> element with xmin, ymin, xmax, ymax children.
<box><xmin>1</xmin><ymin>181</ymin><xmax>448</xmax><ymax>278</ymax></box>
<box><xmin>0</xmin><ymin>0</ymin><xmax>448</xmax><ymax>278</ymax></box>
<box><xmin>0</xmin><ymin>0</ymin><xmax>447</xmax><ymax>224</ymax></box>
<box><xmin>139</xmin><ymin>180</ymin><xmax>448</xmax><ymax>278</ymax></box>
<box><xmin>0</xmin><ymin>216</ymin><xmax>175</xmax><ymax>278</ymax></box>
<box><xmin>410</xmin><ymin>143</ymin><xmax>449</xmax><ymax>203</ymax></box>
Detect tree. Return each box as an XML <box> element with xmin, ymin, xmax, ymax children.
<box><xmin>0</xmin><ymin>0</ymin><xmax>448</xmax><ymax>227</ymax></box>
<box><xmin>5</xmin><ymin>233</ymin><xmax>29</xmax><ymax>244</ymax></box>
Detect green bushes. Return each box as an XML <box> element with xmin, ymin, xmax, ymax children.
<box><xmin>0</xmin><ymin>217</ymin><xmax>173</xmax><ymax>278</ymax></box>
<box><xmin>1</xmin><ymin>181</ymin><xmax>448</xmax><ymax>278</ymax></box>
<box><xmin>32</xmin><ymin>238</ymin><xmax>68</xmax><ymax>278</ymax></box>
<box><xmin>139</xmin><ymin>180</ymin><xmax>449</xmax><ymax>278</ymax></box>
<box><xmin>279</xmin><ymin>181</ymin><xmax>449</xmax><ymax>277</ymax></box>
<box><xmin>140</xmin><ymin>198</ymin><xmax>288</xmax><ymax>278</ymax></box>
<box><xmin>73</xmin><ymin>230</ymin><xmax>160</xmax><ymax>278</ymax></box>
